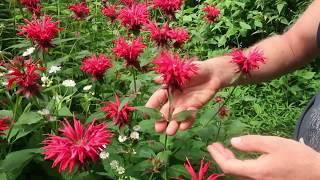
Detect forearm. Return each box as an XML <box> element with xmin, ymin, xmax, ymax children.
<box><xmin>221</xmin><ymin>0</ymin><xmax>320</xmax><ymax>86</ymax></box>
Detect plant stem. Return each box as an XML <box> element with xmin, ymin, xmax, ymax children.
<box><xmin>132</xmin><ymin>68</ymin><xmax>137</xmax><ymax>94</ymax></box>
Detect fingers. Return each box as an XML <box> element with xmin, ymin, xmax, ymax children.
<box><xmin>154</xmin><ymin>76</ymin><xmax>163</xmax><ymax>84</ymax></box>
<box><xmin>230</xmin><ymin>135</ymin><xmax>287</xmax><ymax>154</ymax></box>
<box><xmin>145</xmin><ymin>88</ymin><xmax>167</xmax><ymax>109</ymax></box>
<box><xmin>207</xmin><ymin>143</ymin><xmax>259</xmax><ymax>177</ymax></box>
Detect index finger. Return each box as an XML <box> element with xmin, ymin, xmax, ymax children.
<box><xmin>145</xmin><ymin>88</ymin><xmax>168</xmax><ymax>109</ymax></box>
<box><xmin>207</xmin><ymin>143</ymin><xmax>261</xmax><ymax>178</ymax></box>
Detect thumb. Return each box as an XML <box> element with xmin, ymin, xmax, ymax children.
<box><xmin>231</xmin><ymin>135</ymin><xmax>287</xmax><ymax>153</ymax></box>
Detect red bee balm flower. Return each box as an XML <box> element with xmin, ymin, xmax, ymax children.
<box><xmin>113</xmin><ymin>36</ymin><xmax>146</xmax><ymax>68</ymax></box>
<box><xmin>69</xmin><ymin>2</ymin><xmax>90</xmax><ymax>20</ymax></box>
<box><xmin>184</xmin><ymin>159</ymin><xmax>224</xmax><ymax>180</ymax></box>
<box><xmin>230</xmin><ymin>48</ymin><xmax>266</xmax><ymax>74</ymax></box>
<box><xmin>118</xmin><ymin>3</ymin><xmax>149</xmax><ymax>31</ymax></box>
<box><xmin>6</xmin><ymin>59</ymin><xmax>46</xmax><ymax>98</ymax></box>
<box><xmin>81</xmin><ymin>54</ymin><xmax>112</xmax><ymax>80</ymax></box>
<box><xmin>153</xmin><ymin>0</ymin><xmax>182</xmax><ymax>16</ymax></box>
<box><xmin>101</xmin><ymin>95</ymin><xmax>135</xmax><ymax>127</ymax></box>
<box><xmin>146</xmin><ymin>21</ymin><xmax>172</xmax><ymax>47</ymax></box>
<box><xmin>218</xmin><ymin>106</ymin><xmax>229</xmax><ymax>118</ymax></box>
<box><xmin>42</xmin><ymin>117</ymin><xmax>112</xmax><ymax>173</ymax></box>
<box><xmin>19</xmin><ymin>0</ymin><xmax>42</xmax><ymax>16</ymax></box>
<box><xmin>153</xmin><ymin>51</ymin><xmax>198</xmax><ymax>90</ymax></box>
<box><xmin>203</xmin><ymin>5</ymin><xmax>220</xmax><ymax>22</ymax></box>
<box><xmin>169</xmin><ymin>27</ymin><xmax>189</xmax><ymax>48</ymax></box>
<box><xmin>18</xmin><ymin>15</ymin><xmax>63</xmax><ymax>51</ymax></box>
<box><xmin>0</xmin><ymin>118</ymin><xmax>9</xmax><ymax>136</ymax></box>
<box><xmin>102</xmin><ymin>5</ymin><xmax>118</xmax><ymax>22</ymax></box>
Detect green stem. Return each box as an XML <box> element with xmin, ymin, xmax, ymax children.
<box><xmin>132</xmin><ymin>68</ymin><xmax>137</xmax><ymax>94</ymax></box>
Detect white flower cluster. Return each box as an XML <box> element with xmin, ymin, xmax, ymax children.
<box><xmin>41</xmin><ymin>75</ymin><xmax>53</xmax><ymax>87</ymax></box>
<box><xmin>62</xmin><ymin>79</ymin><xmax>76</xmax><ymax>87</ymax></box>
<box><xmin>22</xmin><ymin>47</ymin><xmax>35</xmax><ymax>57</ymax></box>
<box><xmin>99</xmin><ymin>151</ymin><xmax>109</xmax><ymax>159</ymax></box>
<box><xmin>110</xmin><ymin>160</ymin><xmax>125</xmax><ymax>175</ymax></box>
<box><xmin>48</xmin><ymin>65</ymin><xmax>61</xmax><ymax>74</ymax></box>
<box><xmin>118</xmin><ymin>125</ymin><xmax>141</xmax><ymax>143</ymax></box>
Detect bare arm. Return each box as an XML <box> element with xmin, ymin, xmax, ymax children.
<box><xmin>216</xmin><ymin>0</ymin><xmax>320</xmax><ymax>86</ymax></box>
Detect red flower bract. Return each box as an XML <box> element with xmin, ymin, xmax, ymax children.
<box><xmin>68</xmin><ymin>2</ymin><xmax>90</xmax><ymax>20</ymax></box>
<box><xmin>0</xmin><ymin>118</ymin><xmax>9</xmax><ymax>136</ymax></box>
<box><xmin>146</xmin><ymin>21</ymin><xmax>172</xmax><ymax>47</ymax></box>
<box><xmin>6</xmin><ymin>58</ymin><xmax>46</xmax><ymax>98</ymax></box>
<box><xmin>18</xmin><ymin>15</ymin><xmax>63</xmax><ymax>51</ymax></box>
<box><xmin>101</xmin><ymin>95</ymin><xmax>135</xmax><ymax>127</ymax></box>
<box><xmin>184</xmin><ymin>159</ymin><xmax>224</xmax><ymax>180</ymax></box>
<box><xmin>169</xmin><ymin>27</ymin><xmax>189</xmax><ymax>48</ymax></box>
<box><xmin>203</xmin><ymin>5</ymin><xmax>220</xmax><ymax>22</ymax></box>
<box><xmin>230</xmin><ymin>48</ymin><xmax>266</xmax><ymax>74</ymax></box>
<box><xmin>112</xmin><ymin>36</ymin><xmax>146</xmax><ymax>68</ymax></box>
<box><xmin>42</xmin><ymin>117</ymin><xmax>112</xmax><ymax>173</ymax></box>
<box><xmin>152</xmin><ymin>51</ymin><xmax>198</xmax><ymax>90</ymax></box>
<box><xmin>80</xmin><ymin>54</ymin><xmax>112</xmax><ymax>80</ymax></box>
<box><xmin>118</xmin><ymin>3</ymin><xmax>149</xmax><ymax>31</ymax></box>
<box><xmin>153</xmin><ymin>0</ymin><xmax>182</xmax><ymax>16</ymax></box>
<box><xmin>19</xmin><ymin>0</ymin><xmax>42</xmax><ymax>16</ymax></box>
<box><xmin>102</xmin><ymin>5</ymin><xmax>118</xmax><ymax>22</ymax></box>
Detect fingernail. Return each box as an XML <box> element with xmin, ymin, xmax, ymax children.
<box><xmin>231</xmin><ymin>137</ymin><xmax>241</xmax><ymax>145</ymax></box>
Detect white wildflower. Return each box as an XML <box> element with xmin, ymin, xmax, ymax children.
<box><xmin>132</xmin><ymin>149</ymin><xmax>137</xmax><ymax>155</ymax></box>
<box><xmin>116</xmin><ymin>166</ymin><xmax>125</xmax><ymax>175</ymax></box>
<box><xmin>48</xmin><ymin>65</ymin><xmax>61</xmax><ymax>74</ymax></box>
<box><xmin>130</xmin><ymin>131</ymin><xmax>139</xmax><ymax>140</ymax></box>
<box><xmin>133</xmin><ymin>125</ymin><xmax>141</xmax><ymax>131</ymax></box>
<box><xmin>2</xmin><ymin>81</ymin><xmax>8</xmax><ymax>86</ymax></box>
<box><xmin>49</xmin><ymin>116</ymin><xmax>57</xmax><ymax>122</ymax></box>
<box><xmin>41</xmin><ymin>76</ymin><xmax>49</xmax><ymax>83</ymax></box>
<box><xmin>110</xmin><ymin>160</ymin><xmax>119</xmax><ymax>169</ymax></box>
<box><xmin>83</xmin><ymin>85</ymin><xmax>92</xmax><ymax>91</ymax></box>
<box><xmin>118</xmin><ymin>135</ymin><xmax>127</xmax><ymax>143</ymax></box>
<box><xmin>37</xmin><ymin>108</ymin><xmax>50</xmax><ymax>116</ymax></box>
<box><xmin>62</xmin><ymin>80</ymin><xmax>76</xmax><ymax>87</ymax></box>
<box><xmin>99</xmin><ymin>151</ymin><xmax>109</xmax><ymax>159</ymax></box>
<box><xmin>22</xmin><ymin>47</ymin><xmax>35</xmax><ymax>57</ymax></box>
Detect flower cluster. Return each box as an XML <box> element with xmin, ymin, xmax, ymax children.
<box><xmin>68</xmin><ymin>2</ymin><xmax>90</xmax><ymax>20</ymax></box>
<box><xmin>19</xmin><ymin>0</ymin><xmax>42</xmax><ymax>16</ymax></box>
<box><xmin>113</xmin><ymin>36</ymin><xmax>146</xmax><ymax>68</ymax></box>
<box><xmin>0</xmin><ymin>118</ymin><xmax>9</xmax><ymax>136</ymax></box>
<box><xmin>230</xmin><ymin>48</ymin><xmax>265</xmax><ymax>74</ymax></box>
<box><xmin>118</xmin><ymin>3</ymin><xmax>149</xmax><ymax>31</ymax></box>
<box><xmin>152</xmin><ymin>0</ymin><xmax>182</xmax><ymax>17</ymax></box>
<box><xmin>184</xmin><ymin>159</ymin><xmax>224</xmax><ymax>180</ymax></box>
<box><xmin>146</xmin><ymin>21</ymin><xmax>189</xmax><ymax>48</ymax></box>
<box><xmin>18</xmin><ymin>15</ymin><xmax>63</xmax><ymax>50</ymax></box>
<box><xmin>81</xmin><ymin>54</ymin><xmax>112</xmax><ymax>80</ymax></box>
<box><xmin>101</xmin><ymin>95</ymin><xmax>135</xmax><ymax>127</ymax></box>
<box><xmin>153</xmin><ymin>51</ymin><xmax>198</xmax><ymax>90</ymax></box>
<box><xmin>42</xmin><ymin>117</ymin><xmax>112</xmax><ymax>173</ymax></box>
<box><xmin>203</xmin><ymin>5</ymin><xmax>220</xmax><ymax>22</ymax></box>
<box><xmin>102</xmin><ymin>5</ymin><xmax>119</xmax><ymax>22</ymax></box>
<box><xmin>6</xmin><ymin>58</ymin><xmax>46</xmax><ymax>98</ymax></box>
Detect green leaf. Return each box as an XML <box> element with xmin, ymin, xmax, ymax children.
<box><xmin>167</xmin><ymin>165</ymin><xmax>190</xmax><ymax>178</ymax></box>
<box><xmin>135</xmin><ymin>106</ymin><xmax>162</xmax><ymax>120</ymax></box>
<box><xmin>254</xmin><ymin>20</ymin><xmax>263</xmax><ymax>28</ymax></box>
<box><xmin>0</xmin><ymin>149</ymin><xmax>41</xmax><ymax>179</ymax></box>
<box><xmin>240</xmin><ymin>22</ymin><xmax>251</xmax><ymax>30</ymax></box>
<box><xmin>277</xmin><ymin>2</ymin><xmax>286</xmax><ymax>14</ymax></box>
<box><xmin>16</xmin><ymin>112</ymin><xmax>42</xmax><ymax>125</ymax></box>
<box><xmin>0</xmin><ymin>110</ymin><xmax>13</xmax><ymax>118</ymax></box>
<box><xmin>157</xmin><ymin>151</ymin><xmax>172</xmax><ymax>164</ymax></box>
<box><xmin>174</xmin><ymin>110</ymin><xmax>197</xmax><ymax>122</ymax></box>
<box><xmin>139</xmin><ymin>119</ymin><xmax>155</xmax><ymax>134</ymax></box>
<box><xmin>217</xmin><ymin>36</ymin><xmax>227</xmax><ymax>47</ymax></box>
<box><xmin>57</xmin><ymin>106</ymin><xmax>73</xmax><ymax>117</ymax></box>
<box><xmin>86</xmin><ymin>111</ymin><xmax>105</xmax><ymax>123</ymax></box>
<box><xmin>119</xmin><ymin>96</ymin><xmax>136</xmax><ymax>112</ymax></box>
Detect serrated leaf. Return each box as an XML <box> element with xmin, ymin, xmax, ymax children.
<box><xmin>57</xmin><ymin>106</ymin><xmax>73</xmax><ymax>117</ymax></box>
<box><xmin>16</xmin><ymin>112</ymin><xmax>42</xmax><ymax>125</ymax></box>
<box><xmin>135</xmin><ymin>106</ymin><xmax>162</xmax><ymax>120</ymax></box>
<box><xmin>0</xmin><ymin>110</ymin><xmax>13</xmax><ymax>118</ymax></box>
<box><xmin>240</xmin><ymin>22</ymin><xmax>251</xmax><ymax>30</ymax></box>
<box><xmin>86</xmin><ymin>111</ymin><xmax>105</xmax><ymax>123</ymax></box>
<box><xmin>157</xmin><ymin>151</ymin><xmax>172</xmax><ymax>164</ymax></box>
<box><xmin>174</xmin><ymin>110</ymin><xmax>197</xmax><ymax>122</ymax></box>
<box><xmin>167</xmin><ymin>165</ymin><xmax>189</xmax><ymax>178</ymax></box>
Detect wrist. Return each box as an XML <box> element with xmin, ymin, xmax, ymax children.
<box><xmin>205</xmin><ymin>56</ymin><xmax>240</xmax><ymax>88</ymax></box>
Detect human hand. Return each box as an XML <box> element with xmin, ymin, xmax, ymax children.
<box><xmin>207</xmin><ymin>135</ymin><xmax>320</xmax><ymax>180</ymax></box>
<box><xmin>145</xmin><ymin>56</ymin><xmax>237</xmax><ymax>136</ymax></box>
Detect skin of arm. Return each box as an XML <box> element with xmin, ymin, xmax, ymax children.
<box><xmin>218</xmin><ymin>0</ymin><xmax>320</xmax><ymax>86</ymax></box>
